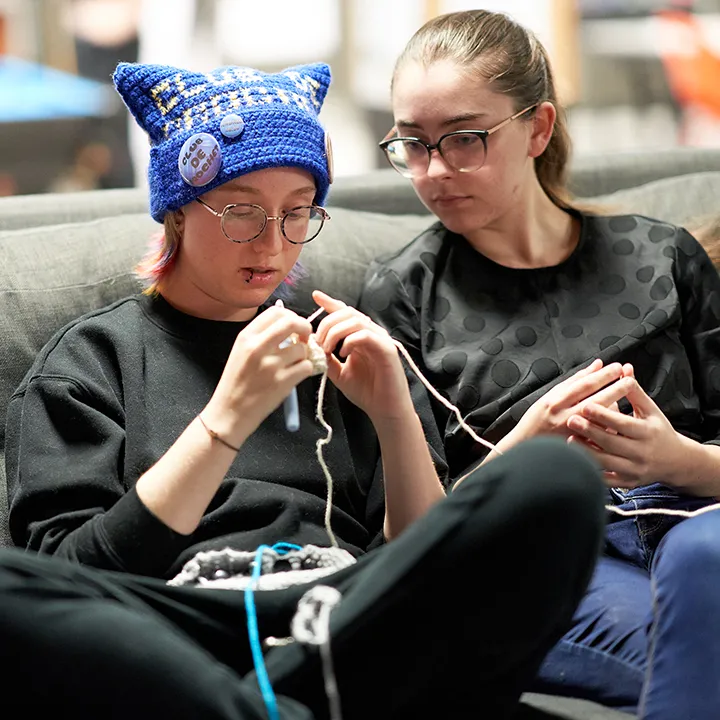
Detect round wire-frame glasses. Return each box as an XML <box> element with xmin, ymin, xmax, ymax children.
<box><xmin>196</xmin><ymin>198</ymin><xmax>330</xmax><ymax>245</ymax></box>
<box><xmin>379</xmin><ymin>104</ymin><xmax>538</xmax><ymax>178</ymax></box>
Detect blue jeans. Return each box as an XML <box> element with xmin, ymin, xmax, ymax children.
<box><xmin>535</xmin><ymin>484</ymin><xmax>720</xmax><ymax>719</ymax></box>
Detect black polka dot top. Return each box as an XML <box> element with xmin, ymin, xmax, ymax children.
<box><xmin>360</xmin><ymin>213</ymin><xmax>720</xmax><ymax>480</ymax></box>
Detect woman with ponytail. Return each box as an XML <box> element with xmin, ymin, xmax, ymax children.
<box><xmin>362</xmin><ymin>10</ymin><xmax>720</xmax><ymax>719</ymax></box>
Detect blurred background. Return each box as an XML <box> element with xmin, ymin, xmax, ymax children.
<box><xmin>1</xmin><ymin>0</ymin><xmax>720</xmax><ymax>197</ymax></box>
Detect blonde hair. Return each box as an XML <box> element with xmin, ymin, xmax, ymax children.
<box><xmin>135</xmin><ymin>213</ymin><xmax>181</xmax><ymax>295</ymax></box>
<box><xmin>393</xmin><ymin>10</ymin><xmax>573</xmax><ymax>210</ymax></box>
<box><xmin>689</xmin><ymin>214</ymin><xmax>720</xmax><ymax>271</ymax></box>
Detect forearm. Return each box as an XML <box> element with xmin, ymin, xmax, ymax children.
<box><xmin>672</xmin><ymin>434</ymin><xmax>720</xmax><ymax>498</ymax></box>
<box><xmin>375</xmin><ymin>409</ymin><xmax>446</xmax><ymax>540</ymax></box>
<box><xmin>136</xmin><ymin>414</ymin><xmax>250</xmax><ymax>535</ymax></box>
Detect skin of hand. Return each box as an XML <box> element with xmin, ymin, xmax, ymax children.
<box><xmin>311</xmin><ymin>290</ymin><xmax>416</xmax><ymax>423</ymax></box>
<box><xmin>490</xmin><ymin>360</ymin><xmax>633</xmax><ymax>459</ymax></box>
<box><xmin>566</xmin><ymin>363</ymin><xmax>692</xmax><ymax>489</ymax></box>
<box><xmin>202</xmin><ymin>305</ymin><xmax>315</xmax><ymax>446</ymax></box>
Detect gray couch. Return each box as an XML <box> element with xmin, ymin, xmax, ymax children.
<box><xmin>2</xmin><ymin>148</ymin><xmax>720</xmax><ymax>719</ymax></box>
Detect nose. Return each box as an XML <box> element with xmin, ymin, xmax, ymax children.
<box><xmin>252</xmin><ymin>217</ymin><xmax>284</xmax><ymax>255</ymax></box>
<box><xmin>425</xmin><ymin>147</ymin><xmax>453</xmax><ymax>180</ymax></box>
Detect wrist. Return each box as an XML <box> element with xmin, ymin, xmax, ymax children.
<box><xmin>495</xmin><ymin>425</ymin><xmax>529</xmax><ymax>454</ymax></box>
<box><xmin>671</xmin><ymin>433</ymin><xmax>720</xmax><ymax>496</ymax></box>
<box><xmin>201</xmin><ymin>399</ymin><xmax>254</xmax><ymax>450</ymax></box>
<box><xmin>370</xmin><ymin>400</ymin><xmax>418</xmax><ymax>430</ymax></box>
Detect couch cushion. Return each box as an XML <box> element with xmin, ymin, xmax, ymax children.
<box><xmin>0</xmin><ymin>215</ymin><xmax>155</xmax><ymax>547</ymax></box>
<box><xmin>519</xmin><ymin>693</ymin><xmax>634</xmax><ymax>719</ymax></box>
<box><xmin>297</xmin><ymin>208</ymin><xmax>432</xmax><ymax>306</ymax></box>
<box><xmin>569</xmin><ymin>147</ymin><xmax>720</xmax><ymax>197</ymax></box>
<box><xmin>0</xmin><ymin>188</ymin><xmax>149</xmax><ymax>232</ymax></box>
<box><xmin>3</xmin><ymin>147</ymin><xmax>718</xmax><ymax>232</ymax></box>
<box><xmin>588</xmin><ymin>170</ymin><xmax>720</xmax><ymax>228</ymax></box>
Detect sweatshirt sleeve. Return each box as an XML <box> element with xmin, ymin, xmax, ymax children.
<box><xmin>6</xmin><ymin>372</ymin><xmax>190</xmax><ymax>576</ymax></box>
<box><xmin>674</xmin><ymin>228</ymin><xmax>720</xmax><ymax>447</ymax></box>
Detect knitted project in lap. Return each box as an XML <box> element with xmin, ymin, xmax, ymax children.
<box><xmin>168</xmin><ymin>545</ymin><xmax>356</xmax><ymax>591</ymax></box>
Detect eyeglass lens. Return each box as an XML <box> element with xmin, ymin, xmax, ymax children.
<box><xmin>221</xmin><ymin>206</ymin><xmax>325</xmax><ymax>244</ymax></box>
<box><xmin>385</xmin><ymin>133</ymin><xmax>487</xmax><ymax>176</ymax></box>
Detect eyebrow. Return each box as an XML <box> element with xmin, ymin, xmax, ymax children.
<box><xmin>221</xmin><ymin>182</ymin><xmax>316</xmax><ymax>196</ymax></box>
<box><xmin>396</xmin><ymin>112</ymin><xmax>490</xmax><ymax>131</ymax></box>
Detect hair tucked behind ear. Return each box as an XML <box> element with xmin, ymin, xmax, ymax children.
<box><xmin>393</xmin><ymin>10</ymin><xmax>573</xmax><ymax>210</ymax></box>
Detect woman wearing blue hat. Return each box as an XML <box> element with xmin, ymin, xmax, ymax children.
<box><xmin>1</xmin><ymin>60</ymin><xmax>604</xmax><ymax>719</ymax></box>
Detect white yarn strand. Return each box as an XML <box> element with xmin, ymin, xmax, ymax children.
<box><xmin>392</xmin><ymin>339</ymin><xmax>498</xmax><ymax>455</ymax></box>
<box><xmin>315</xmin><ymin>371</ymin><xmax>339</xmax><ymax>548</ymax></box>
<box><xmin>606</xmin><ymin>502</ymin><xmax>720</xmax><ymax>519</ymax></box>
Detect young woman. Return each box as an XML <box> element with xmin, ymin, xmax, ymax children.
<box><xmin>362</xmin><ymin>9</ymin><xmax>720</xmax><ymax>720</ymax></box>
<box><xmin>1</xmin><ymin>60</ymin><xmax>605</xmax><ymax>719</ymax></box>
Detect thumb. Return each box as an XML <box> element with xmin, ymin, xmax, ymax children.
<box><xmin>324</xmin><ymin>352</ymin><xmax>343</xmax><ymax>385</ymax></box>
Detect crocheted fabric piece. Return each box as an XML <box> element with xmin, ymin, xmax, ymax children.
<box><xmin>306</xmin><ymin>335</ymin><xmax>328</xmax><ymax>375</ymax></box>
<box><xmin>167</xmin><ymin>545</ymin><xmax>356</xmax><ymax>591</ymax></box>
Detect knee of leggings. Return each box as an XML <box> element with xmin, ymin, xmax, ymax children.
<box><xmin>503</xmin><ymin>437</ymin><xmax>606</xmax><ymax>524</ymax></box>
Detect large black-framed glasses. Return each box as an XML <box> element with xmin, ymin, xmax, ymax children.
<box><xmin>196</xmin><ymin>198</ymin><xmax>330</xmax><ymax>245</ymax></box>
<box><xmin>379</xmin><ymin>104</ymin><xmax>538</xmax><ymax>178</ymax></box>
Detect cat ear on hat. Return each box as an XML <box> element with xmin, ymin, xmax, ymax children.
<box><xmin>281</xmin><ymin>62</ymin><xmax>332</xmax><ymax>114</ymax></box>
<box><xmin>112</xmin><ymin>62</ymin><xmax>178</xmax><ymax>144</ymax></box>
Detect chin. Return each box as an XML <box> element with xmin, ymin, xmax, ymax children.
<box><xmin>434</xmin><ymin>211</ymin><xmax>481</xmax><ymax>237</ymax></box>
<box><xmin>433</xmin><ymin>201</ymin><xmax>503</xmax><ymax>238</ymax></box>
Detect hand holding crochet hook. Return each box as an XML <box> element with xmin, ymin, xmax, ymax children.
<box><xmin>202</xmin><ymin>302</ymin><xmax>315</xmax><ymax>448</ymax></box>
<box><xmin>311</xmin><ymin>290</ymin><xmax>417</xmax><ymax>425</ymax></box>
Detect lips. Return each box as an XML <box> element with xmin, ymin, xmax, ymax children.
<box><xmin>433</xmin><ymin>194</ymin><xmax>470</xmax><ymax>203</ymax></box>
<box><xmin>241</xmin><ymin>267</ymin><xmax>278</xmax><ymax>284</ymax></box>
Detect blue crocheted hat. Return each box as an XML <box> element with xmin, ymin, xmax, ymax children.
<box><xmin>113</xmin><ymin>62</ymin><xmax>332</xmax><ymax>223</ymax></box>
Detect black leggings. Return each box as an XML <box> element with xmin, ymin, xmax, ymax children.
<box><xmin>0</xmin><ymin>439</ymin><xmax>605</xmax><ymax>719</ymax></box>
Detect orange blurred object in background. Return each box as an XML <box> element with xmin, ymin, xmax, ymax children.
<box><xmin>657</xmin><ymin>10</ymin><xmax>720</xmax><ymax>120</ymax></box>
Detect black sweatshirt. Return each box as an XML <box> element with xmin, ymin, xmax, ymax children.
<box><xmin>360</xmin><ymin>213</ymin><xmax>720</xmax><ymax>481</ymax></box>
<box><xmin>6</xmin><ymin>294</ymin><xmax>447</xmax><ymax>578</ymax></box>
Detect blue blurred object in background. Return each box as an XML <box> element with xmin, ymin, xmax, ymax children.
<box><xmin>0</xmin><ymin>56</ymin><xmax>116</xmax><ymax>122</ymax></box>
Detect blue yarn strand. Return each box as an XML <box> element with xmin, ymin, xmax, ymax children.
<box><xmin>245</xmin><ymin>542</ymin><xmax>303</xmax><ymax>719</ymax></box>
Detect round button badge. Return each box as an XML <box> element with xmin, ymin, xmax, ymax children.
<box><xmin>220</xmin><ymin>113</ymin><xmax>245</xmax><ymax>139</ymax></box>
<box><xmin>178</xmin><ymin>132</ymin><xmax>222</xmax><ymax>187</ymax></box>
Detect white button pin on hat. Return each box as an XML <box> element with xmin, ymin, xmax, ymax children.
<box><xmin>220</xmin><ymin>113</ymin><xmax>245</xmax><ymax>139</ymax></box>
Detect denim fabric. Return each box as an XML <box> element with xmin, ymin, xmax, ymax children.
<box><xmin>534</xmin><ymin>484</ymin><xmax>720</xmax><ymax>719</ymax></box>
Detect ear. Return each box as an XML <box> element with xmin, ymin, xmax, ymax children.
<box><xmin>528</xmin><ymin>101</ymin><xmax>556</xmax><ymax>159</ymax></box>
<box><xmin>173</xmin><ymin>209</ymin><xmax>185</xmax><ymax>236</ymax></box>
